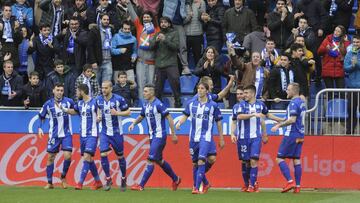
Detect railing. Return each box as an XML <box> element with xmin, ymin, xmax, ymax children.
<box><xmin>306</xmin><ymin>88</ymin><xmax>360</xmax><ymax>136</ymax></box>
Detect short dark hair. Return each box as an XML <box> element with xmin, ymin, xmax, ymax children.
<box><xmin>78</xmin><ymin>83</ymin><xmax>89</xmax><ymax>95</ymax></box>
<box><xmin>118</xmin><ymin>71</ymin><xmax>127</xmax><ymax>77</ymax></box>
<box><xmin>100</xmin><ymin>13</ymin><xmax>109</xmax><ymax>20</ymax></box>
<box><xmin>276</xmin><ymin>0</ymin><xmax>286</xmax><ymax>3</ymax></box>
<box><xmin>244</xmin><ymin>85</ymin><xmax>256</xmax><ymax>93</ymax></box>
<box><xmin>294</xmin><ymin>35</ymin><xmax>305</xmax><ymax>41</ymax></box>
<box><xmin>353</xmin><ymin>35</ymin><xmax>360</xmax><ymax>41</ymax></box>
<box><xmin>69</xmin><ymin>16</ymin><xmax>80</xmax><ymax>22</ymax></box>
<box><xmin>280</xmin><ymin>52</ymin><xmax>291</xmax><ymax>59</ymax></box>
<box><xmin>54</xmin><ymin>59</ymin><xmax>64</xmax><ymax>67</ymax></box>
<box><xmin>144</xmin><ymin>84</ymin><xmax>155</xmax><ymax>89</ymax></box>
<box><xmin>236</xmin><ymin>85</ymin><xmax>244</xmax><ymax>91</ymax></box>
<box><xmin>298</xmin><ymin>16</ymin><xmax>308</xmax><ymax>23</ymax></box>
<box><xmin>82</xmin><ymin>64</ymin><xmax>92</xmax><ymax>72</ymax></box>
<box><xmin>2</xmin><ymin>4</ymin><xmax>11</xmax><ymax>10</ymax></box>
<box><xmin>266</xmin><ymin>38</ymin><xmax>275</xmax><ymax>43</ymax></box>
<box><xmin>122</xmin><ymin>20</ymin><xmax>131</xmax><ymax>27</ymax></box>
<box><xmin>39</xmin><ymin>23</ymin><xmax>51</xmax><ymax>30</ymax></box>
<box><xmin>29</xmin><ymin>71</ymin><xmax>39</xmax><ymax>78</ymax></box>
<box><xmin>197</xmin><ymin>82</ymin><xmax>210</xmax><ymax>91</ymax></box>
<box><xmin>290</xmin><ymin>43</ymin><xmax>303</xmax><ymax>53</ymax></box>
<box><xmin>54</xmin><ymin>82</ymin><xmax>64</xmax><ymax>89</ymax></box>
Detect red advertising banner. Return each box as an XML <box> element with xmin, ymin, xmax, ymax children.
<box><xmin>1</xmin><ymin>133</ymin><xmax>360</xmax><ymax>189</ymax></box>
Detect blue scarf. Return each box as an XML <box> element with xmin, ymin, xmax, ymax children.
<box><xmin>39</xmin><ymin>34</ymin><xmax>53</xmax><ymax>46</ymax></box>
<box><xmin>67</xmin><ymin>35</ymin><xmax>75</xmax><ymax>54</ymax></box>
<box><xmin>53</xmin><ymin>7</ymin><xmax>63</xmax><ymax>36</ymax></box>
<box><xmin>329</xmin><ymin>0</ymin><xmax>338</xmax><ymax>16</ymax></box>
<box><xmin>101</xmin><ymin>26</ymin><xmax>112</xmax><ymax>50</ymax></box>
<box><xmin>255</xmin><ymin>66</ymin><xmax>265</xmax><ymax>99</ymax></box>
<box><xmin>280</xmin><ymin>68</ymin><xmax>294</xmax><ymax>91</ymax></box>
<box><xmin>1</xmin><ymin>75</ymin><xmax>12</xmax><ymax>98</ymax></box>
<box><xmin>2</xmin><ymin>19</ymin><xmax>13</xmax><ymax>42</ymax></box>
<box><xmin>261</xmin><ymin>48</ymin><xmax>278</xmax><ymax>70</ymax></box>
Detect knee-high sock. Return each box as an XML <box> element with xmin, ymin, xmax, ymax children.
<box><xmin>242</xmin><ymin>162</ymin><xmax>250</xmax><ymax>186</ymax></box>
<box><xmin>61</xmin><ymin>159</ymin><xmax>71</xmax><ymax>179</ymax></box>
<box><xmin>294</xmin><ymin>164</ymin><xmax>302</xmax><ymax>186</ymax></box>
<box><xmin>195</xmin><ymin>164</ymin><xmax>205</xmax><ymax>190</ymax></box>
<box><xmin>249</xmin><ymin>167</ymin><xmax>258</xmax><ymax>187</ymax></box>
<box><xmin>118</xmin><ymin>157</ymin><xmax>126</xmax><ymax>178</ymax></box>
<box><xmin>278</xmin><ymin>161</ymin><xmax>292</xmax><ymax>182</ymax></box>
<box><xmin>205</xmin><ymin>161</ymin><xmax>213</xmax><ymax>173</ymax></box>
<box><xmin>140</xmin><ymin>164</ymin><xmax>154</xmax><ymax>187</ymax></box>
<box><xmin>101</xmin><ymin>156</ymin><xmax>111</xmax><ymax>178</ymax></box>
<box><xmin>79</xmin><ymin>161</ymin><xmax>90</xmax><ymax>184</ymax></box>
<box><xmin>160</xmin><ymin>160</ymin><xmax>177</xmax><ymax>182</ymax></box>
<box><xmin>89</xmin><ymin>161</ymin><xmax>100</xmax><ymax>181</ymax></box>
<box><xmin>46</xmin><ymin>163</ymin><xmax>54</xmax><ymax>184</ymax></box>
<box><xmin>192</xmin><ymin>166</ymin><xmax>197</xmax><ymax>187</ymax></box>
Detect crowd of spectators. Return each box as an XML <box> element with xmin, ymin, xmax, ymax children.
<box><xmin>0</xmin><ymin>0</ymin><xmax>359</xmax><ymax>110</ymax></box>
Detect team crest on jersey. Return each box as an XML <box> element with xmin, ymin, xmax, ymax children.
<box><xmin>110</xmin><ymin>102</ymin><xmax>115</xmax><ymax>107</ymax></box>
<box><xmin>256</xmin><ymin>105</ymin><xmax>260</xmax><ymax>109</ymax></box>
<box><xmin>205</xmin><ymin>107</ymin><xmax>209</xmax><ymax>111</ymax></box>
<box><xmin>61</xmin><ymin>103</ymin><xmax>67</xmax><ymax>108</ymax></box>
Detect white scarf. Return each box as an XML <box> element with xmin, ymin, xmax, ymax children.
<box><xmin>1</xmin><ymin>75</ymin><xmax>12</xmax><ymax>98</ymax></box>
<box><xmin>280</xmin><ymin>68</ymin><xmax>294</xmax><ymax>91</ymax></box>
<box><xmin>82</xmin><ymin>76</ymin><xmax>92</xmax><ymax>97</ymax></box>
<box><xmin>261</xmin><ymin>48</ymin><xmax>278</xmax><ymax>69</ymax></box>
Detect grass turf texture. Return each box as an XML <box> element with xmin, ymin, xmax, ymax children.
<box><xmin>1</xmin><ymin>186</ymin><xmax>360</xmax><ymax>203</ymax></box>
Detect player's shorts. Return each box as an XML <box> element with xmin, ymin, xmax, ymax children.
<box><xmin>189</xmin><ymin>140</ymin><xmax>217</xmax><ymax>163</ymax></box>
<box><xmin>99</xmin><ymin>133</ymin><xmax>124</xmax><ymax>156</ymax></box>
<box><xmin>47</xmin><ymin>135</ymin><xmax>73</xmax><ymax>153</ymax></box>
<box><xmin>236</xmin><ymin>137</ymin><xmax>262</xmax><ymax>161</ymax></box>
<box><xmin>277</xmin><ymin>136</ymin><xmax>303</xmax><ymax>159</ymax></box>
<box><xmin>80</xmin><ymin>136</ymin><xmax>98</xmax><ymax>156</ymax></box>
<box><xmin>148</xmin><ymin>138</ymin><xmax>166</xmax><ymax>161</ymax></box>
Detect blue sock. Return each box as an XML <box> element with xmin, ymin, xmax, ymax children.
<box><xmin>140</xmin><ymin>164</ymin><xmax>154</xmax><ymax>187</ymax></box>
<box><xmin>101</xmin><ymin>156</ymin><xmax>111</xmax><ymax>178</ymax></box>
<box><xmin>79</xmin><ymin>161</ymin><xmax>90</xmax><ymax>184</ymax></box>
<box><xmin>195</xmin><ymin>164</ymin><xmax>205</xmax><ymax>190</ymax></box>
<box><xmin>160</xmin><ymin>160</ymin><xmax>177</xmax><ymax>182</ymax></box>
<box><xmin>279</xmin><ymin>161</ymin><xmax>292</xmax><ymax>182</ymax></box>
<box><xmin>203</xmin><ymin>175</ymin><xmax>209</xmax><ymax>185</ymax></box>
<box><xmin>192</xmin><ymin>166</ymin><xmax>197</xmax><ymax>187</ymax></box>
<box><xmin>294</xmin><ymin>164</ymin><xmax>302</xmax><ymax>186</ymax></box>
<box><xmin>89</xmin><ymin>161</ymin><xmax>100</xmax><ymax>181</ymax></box>
<box><xmin>205</xmin><ymin>161</ymin><xmax>213</xmax><ymax>173</ymax></box>
<box><xmin>249</xmin><ymin>167</ymin><xmax>258</xmax><ymax>187</ymax></box>
<box><xmin>61</xmin><ymin>159</ymin><xmax>71</xmax><ymax>178</ymax></box>
<box><xmin>242</xmin><ymin>163</ymin><xmax>249</xmax><ymax>186</ymax></box>
<box><xmin>46</xmin><ymin>164</ymin><xmax>54</xmax><ymax>184</ymax></box>
<box><xmin>118</xmin><ymin>157</ymin><xmax>126</xmax><ymax>178</ymax></box>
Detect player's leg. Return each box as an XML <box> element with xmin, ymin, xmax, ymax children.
<box><xmin>86</xmin><ymin>137</ymin><xmax>102</xmax><ymax>190</ymax></box>
<box><xmin>238</xmin><ymin>138</ymin><xmax>251</xmax><ymax>191</ymax></box>
<box><xmin>189</xmin><ymin>141</ymin><xmax>199</xmax><ymax>192</ymax></box>
<box><xmin>60</xmin><ymin>136</ymin><xmax>73</xmax><ymax>189</ymax></box>
<box><xmin>99</xmin><ymin>135</ymin><xmax>112</xmax><ymax>191</ymax></box>
<box><xmin>205</xmin><ymin>140</ymin><xmax>217</xmax><ymax>173</ymax></box>
<box><xmin>194</xmin><ymin>141</ymin><xmax>211</xmax><ymax>194</ymax></box>
<box><xmin>247</xmin><ymin>138</ymin><xmax>261</xmax><ymax>192</ymax></box>
<box><xmin>112</xmin><ymin>134</ymin><xmax>127</xmax><ymax>191</ymax></box>
<box><xmin>277</xmin><ymin>137</ymin><xmax>296</xmax><ymax>193</ymax></box>
<box><xmin>293</xmin><ymin>141</ymin><xmax>303</xmax><ymax>193</ymax></box>
<box><xmin>44</xmin><ymin>137</ymin><xmax>60</xmax><ymax>189</ymax></box>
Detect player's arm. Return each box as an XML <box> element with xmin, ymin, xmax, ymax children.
<box><xmin>217</xmin><ymin>75</ymin><xmax>235</xmax><ymax>100</ymax></box>
<box><xmin>271</xmin><ymin>116</ymin><xmax>297</xmax><ymax>132</ymax></box>
<box><xmin>175</xmin><ymin>115</ymin><xmax>188</xmax><ymax>130</ymax></box>
<box><xmin>230</xmin><ymin>120</ymin><xmax>237</xmax><ymax>143</ymax></box>
<box><xmin>38</xmin><ymin>117</ymin><xmax>45</xmax><ymax>138</ymax></box>
<box><xmin>266</xmin><ymin>112</ymin><xmax>286</xmax><ymax>122</ymax></box>
<box><xmin>128</xmin><ymin>115</ymin><xmax>144</xmax><ymax>131</ymax></box>
<box><xmin>111</xmin><ymin>108</ymin><xmax>131</xmax><ymax>116</ymax></box>
<box><xmin>217</xmin><ymin>120</ymin><xmax>225</xmax><ymax>149</ymax></box>
<box><xmin>261</xmin><ymin>119</ymin><xmax>268</xmax><ymax>144</ymax></box>
<box><xmin>237</xmin><ymin>113</ymin><xmax>255</xmax><ymax>120</ymax></box>
<box><xmin>166</xmin><ymin>114</ymin><xmax>178</xmax><ymax>144</ymax></box>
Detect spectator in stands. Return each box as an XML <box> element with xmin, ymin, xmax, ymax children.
<box><xmin>65</xmin><ymin>0</ymin><xmax>93</xmax><ymax>30</ymax></box>
<box><xmin>54</xmin><ymin>17</ymin><xmax>88</xmax><ymax>77</ymax></box>
<box><xmin>261</xmin><ymin>38</ymin><xmax>279</xmax><ymax>71</ymax></box>
<box><xmin>0</xmin><ymin>4</ymin><xmax>22</xmax><ymax>70</ymax></box>
<box><xmin>112</xmin><ymin>71</ymin><xmax>137</xmax><ymax>106</ymax></box>
<box><xmin>115</xmin><ymin>0</ymin><xmax>132</xmax><ymax>26</ymax></box>
<box><xmin>266</xmin><ymin>0</ymin><xmax>293</xmax><ymax>50</ymax></box>
<box><xmin>18</xmin><ymin>27</ymin><xmax>31</xmax><ymax>82</ymax></box>
<box><xmin>45</xmin><ymin>59</ymin><xmax>76</xmax><ymax>99</ymax></box>
<box><xmin>21</xmin><ymin>71</ymin><xmax>47</xmax><ymax>108</ymax></box>
<box><xmin>318</xmin><ymin>25</ymin><xmax>350</xmax><ymax>89</ymax></box>
<box><xmin>136</xmin><ymin>0</ymin><xmax>161</xmax><ymax>15</ymax></box>
<box><xmin>87</xmin><ymin>13</ymin><xmax>114</xmax><ymax>85</ymax></box>
<box><xmin>149</xmin><ymin>16</ymin><xmax>182</xmax><ymax>108</ymax></box>
<box><xmin>27</xmin><ymin>23</ymin><xmax>56</xmax><ymax>80</ymax></box>
<box><xmin>290</xmin><ymin>43</ymin><xmax>314</xmax><ymax>100</ymax></box>
<box><xmin>184</xmin><ymin>0</ymin><xmax>206</xmax><ymax>66</ymax></box>
<box><xmin>90</xmin><ymin>0</ymin><xmax>120</xmax><ymax>31</ymax></box>
<box><xmin>230</xmin><ymin>50</ymin><xmax>269</xmax><ymax>100</ymax></box>
<box><xmin>286</xmin><ymin>16</ymin><xmax>316</xmax><ymax>53</ymax></box>
<box><xmin>0</xmin><ymin>60</ymin><xmax>23</xmax><ymax>106</ymax></box>
<box><xmin>128</xmin><ymin>4</ymin><xmax>159</xmax><ymax>100</ymax></box>
<box><xmin>111</xmin><ymin>20</ymin><xmax>137</xmax><ymax>84</ymax></box>
<box><xmin>11</xmin><ymin>0</ymin><xmax>34</xmax><ymax>30</ymax></box>
<box><xmin>74</xmin><ymin>64</ymin><xmax>100</xmax><ymax>101</ymax></box>
<box><xmin>247</xmin><ymin>0</ymin><xmax>268</xmax><ymax>26</ymax></box>
<box><xmin>162</xmin><ymin>0</ymin><xmax>191</xmax><ymax>75</ymax></box>
<box><xmin>193</xmin><ymin>46</ymin><xmax>224</xmax><ymax>94</ymax></box>
<box><xmin>355</xmin><ymin>1</ymin><xmax>360</xmax><ymax>34</ymax></box>
<box><xmin>343</xmin><ymin>35</ymin><xmax>360</xmax><ymax>134</ymax></box>
<box><xmin>222</xmin><ymin>0</ymin><xmax>258</xmax><ymax>44</ymax></box>
<box><xmin>268</xmin><ymin>53</ymin><xmax>293</xmax><ymax>109</ymax></box>
<box><xmin>39</xmin><ymin>0</ymin><xmax>65</xmax><ymax>37</ymax></box>
<box><xmin>243</xmin><ymin>25</ymin><xmax>269</xmax><ymax>55</ymax></box>
<box><xmin>324</xmin><ymin>0</ymin><xmax>354</xmax><ymax>32</ymax></box>
<box><xmin>201</xmin><ymin>0</ymin><xmax>225</xmax><ymax>54</ymax></box>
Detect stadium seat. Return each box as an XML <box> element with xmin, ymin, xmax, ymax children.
<box><xmin>181</xmin><ymin>96</ymin><xmax>193</xmax><ymax>108</ymax></box>
<box><xmin>162</xmin><ymin>97</ymin><xmax>171</xmax><ymax>108</ymax></box>
<box><xmin>163</xmin><ymin>79</ymin><xmax>172</xmax><ymax>94</ymax></box>
<box><xmin>135</xmin><ymin>99</ymin><xmax>145</xmax><ymax>107</ymax></box>
<box><xmin>180</xmin><ymin>75</ymin><xmax>199</xmax><ymax>94</ymax></box>
<box><xmin>325</xmin><ymin>99</ymin><xmax>348</xmax><ymax>119</ymax></box>
<box><xmin>218</xmin><ymin>102</ymin><xmax>225</xmax><ymax>109</ymax></box>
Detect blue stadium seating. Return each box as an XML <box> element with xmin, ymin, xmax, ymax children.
<box><xmin>180</xmin><ymin>75</ymin><xmax>199</xmax><ymax>94</ymax></box>
<box><xmin>181</xmin><ymin>96</ymin><xmax>193</xmax><ymax>108</ymax></box>
<box><xmin>162</xmin><ymin>97</ymin><xmax>171</xmax><ymax>108</ymax></box>
<box><xmin>163</xmin><ymin>79</ymin><xmax>172</xmax><ymax>94</ymax></box>
<box><xmin>325</xmin><ymin>99</ymin><xmax>348</xmax><ymax>119</ymax></box>
<box><xmin>218</xmin><ymin>102</ymin><xmax>225</xmax><ymax>109</ymax></box>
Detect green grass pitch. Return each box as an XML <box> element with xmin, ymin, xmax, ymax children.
<box><xmin>1</xmin><ymin>186</ymin><xmax>360</xmax><ymax>203</ymax></box>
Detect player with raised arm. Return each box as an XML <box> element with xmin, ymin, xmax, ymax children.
<box><xmin>63</xmin><ymin>84</ymin><xmax>103</xmax><ymax>190</ymax></box>
<box><xmin>129</xmin><ymin>84</ymin><xmax>181</xmax><ymax>191</ymax></box>
<box><xmin>38</xmin><ymin>83</ymin><xmax>75</xmax><ymax>189</ymax></box>
<box><xmin>97</xmin><ymin>81</ymin><xmax>131</xmax><ymax>191</ymax></box>
<box><xmin>176</xmin><ymin>82</ymin><xmax>225</xmax><ymax>194</ymax></box>
<box><xmin>271</xmin><ymin>83</ymin><xmax>306</xmax><ymax>193</ymax></box>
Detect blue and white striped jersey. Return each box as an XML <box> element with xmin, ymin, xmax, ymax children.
<box><xmin>74</xmin><ymin>98</ymin><xmax>99</xmax><ymax>137</ymax></box>
<box><xmin>284</xmin><ymin>97</ymin><xmax>306</xmax><ymax>138</ymax></box>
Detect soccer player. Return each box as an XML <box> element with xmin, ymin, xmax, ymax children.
<box><xmin>96</xmin><ymin>81</ymin><xmax>131</xmax><ymax>191</ymax></box>
<box><xmin>235</xmin><ymin>85</ymin><xmax>283</xmax><ymax>192</ymax></box>
<box><xmin>176</xmin><ymin>82</ymin><xmax>225</xmax><ymax>194</ymax></box>
<box><xmin>64</xmin><ymin>84</ymin><xmax>103</xmax><ymax>190</ymax></box>
<box><xmin>193</xmin><ymin>75</ymin><xmax>235</xmax><ymax>102</ymax></box>
<box><xmin>128</xmin><ymin>84</ymin><xmax>181</xmax><ymax>191</ymax></box>
<box><xmin>38</xmin><ymin>83</ymin><xmax>75</xmax><ymax>189</ymax></box>
<box><xmin>271</xmin><ymin>83</ymin><xmax>306</xmax><ymax>193</ymax></box>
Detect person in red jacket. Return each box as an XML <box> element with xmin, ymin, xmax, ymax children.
<box><xmin>318</xmin><ymin>25</ymin><xmax>350</xmax><ymax>89</ymax></box>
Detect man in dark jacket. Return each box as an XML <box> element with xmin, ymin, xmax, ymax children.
<box><xmin>267</xmin><ymin>0</ymin><xmax>294</xmax><ymax>51</ymax></box>
<box><xmin>39</xmin><ymin>0</ymin><xmax>65</xmax><ymax>37</ymax></box>
<box><xmin>45</xmin><ymin>59</ymin><xmax>76</xmax><ymax>99</ymax></box>
<box><xmin>112</xmin><ymin>71</ymin><xmax>137</xmax><ymax>107</ymax></box>
<box><xmin>324</xmin><ymin>0</ymin><xmax>354</xmax><ymax>32</ymax></box>
<box><xmin>0</xmin><ymin>60</ymin><xmax>23</xmax><ymax>106</ymax></box>
<box><xmin>201</xmin><ymin>0</ymin><xmax>225</xmax><ymax>53</ymax></box>
<box><xmin>88</xmin><ymin>0</ymin><xmax>120</xmax><ymax>32</ymax></box>
<box><xmin>22</xmin><ymin>71</ymin><xmax>47</xmax><ymax>108</ymax></box>
<box><xmin>54</xmin><ymin>17</ymin><xmax>88</xmax><ymax>77</ymax></box>
<box><xmin>65</xmin><ymin>0</ymin><xmax>94</xmax><ymax>30</ymax></box>
<box><xmin>87</xmin><ymin>13</ymin><xmax>114</xmax><ymax>85</ymax></box>
<box><xmin>149</xmin><ymin>16</ymin><xmax>182</xmax><ymax>108</ymax></box>
<box><xmin>286</xmin><ymin>16</ymin><xmax>316</xmax><ymax>53</ymax></box>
